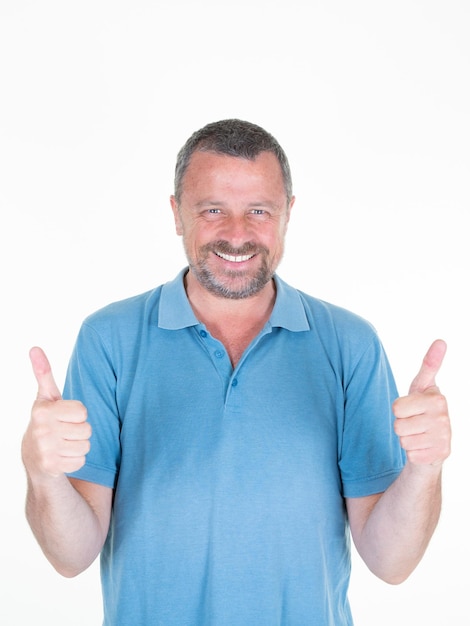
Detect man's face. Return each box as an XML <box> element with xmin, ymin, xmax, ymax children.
<box><xmin>170</xmin><ymin>150</ymin><xmax>294</xmax><ymax>299</ymax></box>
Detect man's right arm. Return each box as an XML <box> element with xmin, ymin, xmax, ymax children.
<box><xmin>22</xmin><ymin>347</ymin><xmax>112</xmax><ymax>577</ymax></box>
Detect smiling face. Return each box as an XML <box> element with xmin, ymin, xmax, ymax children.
<box><xmin>170</xmin><ymin>150</ymin><xmax>295</xmax><ymax>300</ymax></box>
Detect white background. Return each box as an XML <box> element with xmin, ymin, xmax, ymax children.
<box><xmin>1</xmin><ymin>1</ymin><xmax>468</xmax><ymax>624</ymax></box>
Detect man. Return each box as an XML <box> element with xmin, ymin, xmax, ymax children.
<box><xmin>22</xmin><ymin>119</ymin><xmax>451</xmax><ymax>625</ymax></box>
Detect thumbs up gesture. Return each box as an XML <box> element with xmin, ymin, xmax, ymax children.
<box><xmin>393</xmin><ymin>340</ymin><xmax>451</xmax><ymax>467</ymax></box>
<box><xmin>22</xmin><ymin>347</ymin><xmax>91</xmax><ymax>479</ymax></box>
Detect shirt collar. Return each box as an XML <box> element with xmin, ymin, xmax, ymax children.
<box><xmin>158</xmin><ymin>268</ymin><xmax>310</xmax><ymax>332</ymax></box>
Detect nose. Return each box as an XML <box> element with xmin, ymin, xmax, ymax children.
<box><xmin>219</xmin><ymin>213</ymin><xmax>254</xmax><ymax>247</ymax></box>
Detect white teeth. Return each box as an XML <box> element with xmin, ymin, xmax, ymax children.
<box><xmin>215</xmin><ymin>252</ymin><xmax>254</xmax><ymax>263</ymax></box>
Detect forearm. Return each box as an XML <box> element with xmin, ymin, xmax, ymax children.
<box><xmin>25</xmin><ymin>473</ymin><xmax>106</xmax><ymax>577</ymax></box>
<box><xmin>354</xmin><ymin>462</ymin><xmax>442</xmax><ymax>584</ymax></box>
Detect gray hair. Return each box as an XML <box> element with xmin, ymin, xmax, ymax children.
<box><xmin>173</xmin><ymin>119</ymin><xmax>293</xmax><ymax>203</ymax></box>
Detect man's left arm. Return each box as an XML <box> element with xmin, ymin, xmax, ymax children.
<box><xmin>346</xmin><ymin>339</ymin><xmax>451</xmax><ymax>584</ymax></box>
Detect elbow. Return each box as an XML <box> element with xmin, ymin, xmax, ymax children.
<box><xmin>54</xmin><ymin>563</ymin><xmax>89</xmax><ymax>578</ymax></box>
<box><xmin>380</xmin><ymin>572</ymin><xmax>412</xmax><ymax>586</ymax></box>
<box><xmin>50</xmin><ymin>556</ymin><xmax>94</xmax><ymax>579</ymax></box>
<box><xmin>56</xmin><ymin>567</ymin><xmax>82</xmax><ymax>579</ymax></box>
<box><xmin>370</xmin><ymin>563</ymin><xmax>416</xmax><ymax>586</ymax></box>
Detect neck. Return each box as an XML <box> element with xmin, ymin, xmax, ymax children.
<box><xmin>184</xmin><ymin>270</ymin><xmax>276</xmax><ymax>325</ymax></box>
<box><xmin>184</xmin><ymin>270</ymin><xmax>276</xmax><ymax>366</ymax></box>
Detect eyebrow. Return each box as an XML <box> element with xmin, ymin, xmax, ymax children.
<box><xmin>194</xmin><ymin>200</ymin><xmax>283</xmax><ymax>211</ymax></box>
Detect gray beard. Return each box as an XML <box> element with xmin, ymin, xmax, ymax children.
<box><xmin>186</xmin><ymin>241</ymin><xmax>275</xmax><ymax>300</ymax></box>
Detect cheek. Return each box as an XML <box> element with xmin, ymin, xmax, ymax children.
<box><xmin>269</xmin><ymin>225</ymin><xmax>288</xmax><ymax>249</ymax></box>
<box><xmin>181</xmin><ymin>226</ymin><xmax>206</xmax><ymax>252</ymax></box>
<box><xmin>173</xmin><ymin>212</ymin><xmax>189</xmax><ymax>237</ymax></box>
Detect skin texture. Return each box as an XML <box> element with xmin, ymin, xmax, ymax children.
<box><xmin>22</xmin><ymin>347</ymin><xmax>112</xmax><ymax>576</ymax></box>
<box><xmin>170</xmin><ymin>150</ymin><xmax>295</xmax><ymax>366</ymax></box>
<box><xmin>170</xmin><ymin>150</ymin><xmax>293</xmax><ymax>302</ymax></box>
<box><xmin>22</xmin><ymin>151</ymin><xmax>451</xmax><ymax>583</ymax></box>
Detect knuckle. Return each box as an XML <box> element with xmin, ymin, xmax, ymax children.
<box><xmin>31</xmin><ymin>404</ymin><xmax>53</xmax><ymax>426</ymax></box>
<box><xmin>434</xmin><ymin>393</ymin><xmax>447</xmax><ymax>412</ymax></box>
<box><xmin>71</xmin><ymin>456</ymin><xmax>87</xmax><ymax>472</ymax></box>
<box><xmin>74</xmin><ymin>404</ymin><xmax>88</xmax><ymax>423</ymax></box>
<box><xmin>74</xmin><ymin>401</ymin><xmax>88</xmax><ymax>420</ymax></box>
<box><xmin>392</xmin><ymin>398</ymin><xmax>407</xmax><ymax>418</ymax></box>
<box><xmin>393</xmin><ymin>418</ymin><xmax>405</xmax><ymax>436</ymax></box>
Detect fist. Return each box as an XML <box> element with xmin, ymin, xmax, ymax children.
<box><xmin>22</xmin><ymin>347</ymin><xmax>91</xmax><ymax>478</ymax></box>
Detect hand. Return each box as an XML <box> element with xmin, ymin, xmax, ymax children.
<box><xmin>22</xmin><ymin>347</ymin><xmax>91</xmax><ymax>478</ymax></box>
<box><xmin>393</xmin><ymin>339</ymin><xmax>451</xmax><ymax>467</ymax></box>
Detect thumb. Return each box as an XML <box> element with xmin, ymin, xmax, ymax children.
<box><xmin>29</xmin><ymin>346</ymin><xmax>62</xmax><ymax>401</ymax></box>
<box><xmin>409</xmin><ymin>339</ymin><xmax>447</xmax><ymax>394</ymax></box>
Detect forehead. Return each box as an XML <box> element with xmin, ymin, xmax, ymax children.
<box><xmin>180</xmin><ymin>150</ymin><xmax>286</xmax><ymax>198</ymax></box>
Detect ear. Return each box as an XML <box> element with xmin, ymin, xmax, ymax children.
<box><xmin>170</xmin><ymin>195</ymin><xmax>183</xmax><ymax>236</ymax></box>
<box><xmin>284</xmin><ymin>195</ymin><xmax>295</xmax><ymax>231</ymax></box>
<box><xmin>287</xmin><ymin>195</ymin><xmax>295</xmax><ymax>220</ymax></box>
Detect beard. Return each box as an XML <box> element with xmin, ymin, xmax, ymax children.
<box><xmin>185</xmin><ymin>240</ymin><xmax>278</xmax><ymax>299</ymax></box>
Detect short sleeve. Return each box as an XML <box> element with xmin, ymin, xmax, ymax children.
<box><xmin>339</xmin><ymin>335</ymin><xmax>406</xmax><ymax>497</ymax></box>
<box><xmin>64</xmin><ymin>321</ymin><xmax>121</xmax><ymax>488</ymax></box>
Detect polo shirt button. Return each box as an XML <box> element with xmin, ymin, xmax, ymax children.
<box><xmin>199</xmin><ymin>330</ymin><xmax>207</xmax><ymax>338</ymax></box>
<box><xmin>214</xmin><ymin>350</ymin><xmax>224</xmax><ymax>358</ymax></box>
<box><xmin>231</xmin><ymin>378</ymin><xmax>238</xmax><ymax>387</ymax></box>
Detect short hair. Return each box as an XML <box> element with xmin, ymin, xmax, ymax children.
<box><xmin>173</xmin><ymin>119</ymin><xmax>293</xmax><ymax>203</ymax></box>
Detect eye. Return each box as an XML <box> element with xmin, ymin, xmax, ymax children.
<box><xmin>200</xmin><ymin>207</ymin><xmax>225</xmax><ymax>221</ymax></box>
<box><xmin>248</xmin><ymin>208</ymin><xmax>271</xmax><ymax>220</ymax></box>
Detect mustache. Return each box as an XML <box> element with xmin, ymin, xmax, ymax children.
<box><xmin>202</xmin><ymin>240</ymin><xmax>268</xmax><ymax>256</ymax></box>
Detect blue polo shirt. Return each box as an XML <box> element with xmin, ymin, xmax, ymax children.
<box><xmin>65</xmin><ymin>269</ymin><xmax>405</xmax><ymax>626</ymax></box>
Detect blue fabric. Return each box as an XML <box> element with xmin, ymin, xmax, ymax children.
<box><xmin>65</xmin><ymin>269</ymin><xmax>405</xmax><ymax>626</ymax></box>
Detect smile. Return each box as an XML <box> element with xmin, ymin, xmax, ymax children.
<box><xmin>214</xmin><ymin>251</ymin><xmax>256</xmax><ymax>263</ymax></box>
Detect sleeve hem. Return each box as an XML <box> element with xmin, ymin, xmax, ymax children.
<box><xmin>343</xmin><ymin>468</ymin><xmax>403</xmax><ymax>498</ymax></box>
<box><xmin>67</xmin><ymin>463</ymin><xmax>117</xmax><ymax>489</ymax></box>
